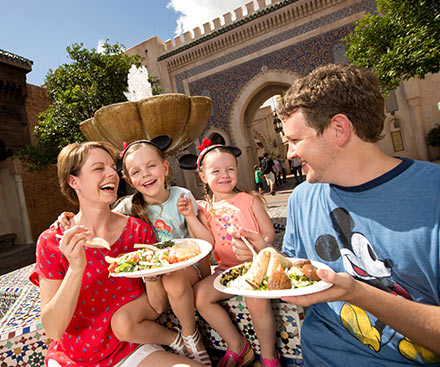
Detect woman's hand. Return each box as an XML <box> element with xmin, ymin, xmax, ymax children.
<box><xmin>57</xmin><ymin>226</ymin><xmax>91</xmax><ymax>271</ymax></box>
<box><xmin>50</xmin><ymin>211</ymin><xmax>75</xmax><ymax>230</ymax></box>
<box><xmin>177</xmin><ymin>193</ymin><xmax>195</xmax><ymax>218</ymax></box>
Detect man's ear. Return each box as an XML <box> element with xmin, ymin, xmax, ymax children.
<box><xmin>331</xmin><ymin>114</ymin><xmax>352</xmax><ymax>147</ymax></box>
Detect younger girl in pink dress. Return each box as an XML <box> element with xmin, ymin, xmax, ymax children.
<box><xmin>179</xmin><ymin>140</ymin><xmax>280</xmax><ymax>367</ymax></box>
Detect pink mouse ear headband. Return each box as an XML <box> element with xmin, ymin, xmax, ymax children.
<box><xmin>178</xmin><ymin>138</ymin><xmax>241</xmax><ymax>170</ymax></box>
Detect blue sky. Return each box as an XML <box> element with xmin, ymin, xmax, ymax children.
<box><xmin>1</xmin><ymin>0</ymin><xmax>251</xmax><ymax>86</ymax></box>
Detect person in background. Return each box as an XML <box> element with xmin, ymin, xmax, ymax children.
<box><xmin>33</xmin><ymin>141</ymin><xmax>204</xmax><ymax>367</ymax></box>
<box><xmin>278</xmin><ymin>156</ymin><xmax>287</xmax><ymax>183</ymax></box>
<box><xmin>273</xmin><ymin>157</ymin><xmax>282</xmax><ymax>187</ymax></box>
<box><xmin>231</xmin><ymin>64</ymin><xmax>440</xmax><ymax>366</ymax></box>
<box><xmin>254</xmin><ymin>165</ymin><xmax>264</xmax><ymax>194</ymax></box>
<box><xmin>291</xmin><ymin>157</ymin><xmax>303</xmax><ymax>184</ymax></box>
<box><xmin>260</xmin><ymin>153</ymin><xmax>276</xmax><ymax>195</ymax></box>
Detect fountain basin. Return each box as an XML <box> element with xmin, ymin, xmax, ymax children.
<box><xmin>80</xmin><ymin>94</ymin><xmax>212</xmax><ymax>153</ymax></box>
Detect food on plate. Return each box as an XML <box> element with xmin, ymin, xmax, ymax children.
<box><xmin>85</xmin><ymin>237</ymin><xmax>111</xmax><ymax>250</ymax></box>
<box><xmin>105</xmin><ymin>239</ymin><xmax>201</xmax><ymax>274</ymax></box>
<box><xmin>221</xmin><ymin>247</ymin><xmax>321</xmax><ymax>291</ymax></box>
<box><xmin>267</xmin><ymin>267</ymin><xmax>291</xmax><ymax>290</ymax></box>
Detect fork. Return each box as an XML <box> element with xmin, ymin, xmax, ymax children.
<box><xmin>228</xmin><ymin>225</ymin><xmax>257</xmax><ymax>260</ymax></box>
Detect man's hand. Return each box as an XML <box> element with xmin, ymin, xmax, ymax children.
<box><xmin>281</xmin><ymin>269</ymin><xmax>361</xmax><ymax>306</ymax></box>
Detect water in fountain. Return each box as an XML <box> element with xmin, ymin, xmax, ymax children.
<box><xmin>124</xmin><ymin>65</ymin><xmax>153</xmax><ymax>102</ymax></box>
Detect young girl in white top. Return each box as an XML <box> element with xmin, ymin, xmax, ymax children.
<box><xmin>55</xmin><ymin>136</ymin><xmax>214</xmax><ymax>366</ymax></box>
<box><xmin>179</xmin><ymin>139</ymin><xmax>280</xmax><ymax>367</ymax></box>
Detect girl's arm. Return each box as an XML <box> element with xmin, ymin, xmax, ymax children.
<box><xmin>39</xmin><ymin>226</ymin><xmax>89</xmax><ymax>340</ymax></box>
<box><xmin>252</xmin><ymin>197</ymin><xmax>276</xmax><ymax>250</ymax></box>
<box><xmin>177</xmin><ymin>193</ymin><xmax>214</xmax><ymax>244</ymax></box>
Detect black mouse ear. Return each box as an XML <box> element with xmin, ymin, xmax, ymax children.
<box><xmin>227</xmin><ymin>146</ymin><xmax>241</xmax><ymax>158</ymax></box>
<box><xmin>178</xmin><ymin>154</ymin><xmax>198</xmax><ymax>170</ymax></box>
<box><xmin>151</xmin><ymin>135</ymin><xmax>172</xmax><ymax>151</ymax></box>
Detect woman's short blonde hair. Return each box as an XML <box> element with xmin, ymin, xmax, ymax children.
<box><xmin>57</xmin><ymin>141</ymin><xmax>117</xmax><ymax>205</ymax></box>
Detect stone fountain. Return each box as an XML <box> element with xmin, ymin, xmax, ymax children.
<box><xmin>79</xmin><ymin>66</ymin><xmax>212</xmax><ymax>153</ymax></box>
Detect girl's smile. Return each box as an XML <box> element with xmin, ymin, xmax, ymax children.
<box><xmin>124</xmin><ymin>145</ymin><xmax>170</xmax><ymax>204</ymax></box>
<box><xmin>199</xmin><ymin>150</ymin><xmax>238</xmax><ymax>201</ymax></box>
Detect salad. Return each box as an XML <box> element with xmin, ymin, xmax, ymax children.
<box><xmin>105</xmin><ymin>239</ymin><xmax>201</xmax><ymax>274</ymax></box>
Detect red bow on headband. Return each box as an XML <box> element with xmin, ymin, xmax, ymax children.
<box><xmin>120</xmin><ymin>142</ymin><xmax>128</xmax><ymax>158</ymax></box>
<box><xmin>197</xmin><ymin>138</ymin><xmax>212</xmax><ymax>151</ymax></box>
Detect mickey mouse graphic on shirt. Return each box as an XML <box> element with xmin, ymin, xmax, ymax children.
<box><xmin>314</xmin><ymin>208</ymin><xmax>439</xmax><ymax>364</ymax></box>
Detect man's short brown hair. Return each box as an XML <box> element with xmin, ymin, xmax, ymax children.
<box><xmin>57</xmin><ymin>141</ymin><xmax>117</xmax><ymax>205</ymax></box>
<box><xmin>276</xmin><ymin>64</ymin><xmax>385</xmax><ymax>143</ymax></box>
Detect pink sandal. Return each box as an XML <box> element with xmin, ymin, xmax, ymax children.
<box><xmin>262</xmin><ymin>357</ymin><xmax>282</xmax><ymax>367</ymax></box>
<box><xmin>218</xmin><ymin>339</ymin><xmax>255</xmax><ymax>367</ymax></box>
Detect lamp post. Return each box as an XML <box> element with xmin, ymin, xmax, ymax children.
<box><xmin>273</xmin><ymin>113</ymin><xmax>283</xmax><ymax>134</ymax></box>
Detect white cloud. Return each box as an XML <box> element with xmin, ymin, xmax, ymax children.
<box><xmin>167</xmin><ymin>0</ymin><xmax>259</xmax><ymax>36</ymax></box>
<box><xmin>97</xmin><ymin>39</ymin><xmax>106</xmax><ymax>53</ymax></box>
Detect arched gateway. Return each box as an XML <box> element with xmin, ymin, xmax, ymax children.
<box><xmin>126</xmin><ymin>0</ymin><xmax>436</xmax><ymax>192</ymax></box>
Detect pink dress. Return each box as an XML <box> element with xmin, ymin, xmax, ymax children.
<box><xmin>29</xmin><ymin>217</ymin><xmax>156</xmax><ymax>367</ymax></box>
<box><xmin>198</xmin><ymin>192</ymin><xmax>260</xmax><ymax>271</ymax></box>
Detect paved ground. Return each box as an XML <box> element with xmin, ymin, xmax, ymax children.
<box><xmin>261</xmin><ymin>174</ymin><xmax>305</xmax><ymax>250</ymax></box>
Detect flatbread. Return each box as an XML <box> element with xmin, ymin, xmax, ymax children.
<box><xmin>231</xmin><ymin>247</ymin><xmax>292</xmax><ymax>289</ymax></box>
<box><xmin>169</xmin><ymin>240</ymin><xmax>201</xmax><ymax>260</ymax></box>
<box><xmin>85</xmin><ymin>237</ymin><xmax>111</xmax><ymax>250</ymax></box>
<box><xmin>266</xmin><ymin>249</ymin><xmax>292</xmax><ymax>277</ymax></box>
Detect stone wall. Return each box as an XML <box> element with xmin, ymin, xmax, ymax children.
<box><xmin>25</xmin><ymin>84</ymin><xmax>50</xmax><ymax>142</ymax></box>
<box><xmin>21</xmin><ymin>163</ymin><xmax>77</xmax><ymax>242</ymax></box>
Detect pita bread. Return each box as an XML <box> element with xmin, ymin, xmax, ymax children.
<box><xmin>231</xmin><ymin>247</ymin><xmax>292</xmax><ymax>289</ymax></box>
<box><xmin>266</xmin><ymin>249</ymin><xmax>292</xmax><ymax>277</ymax></box>
<box><xmin>85</xmin><ymin>237</ymin><xmax>111</xmax><ymax>250</ymax></box>
<box><xmin>241</xmin><ymin>247</ymin><xmax>272</xmax><ymax>287</ymax></box>
<box><xmin>168</xmin><ymin>240</ymin><xmax>201</xmax><ymax>260</ymax></box>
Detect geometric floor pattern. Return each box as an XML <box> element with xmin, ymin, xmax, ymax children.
<box><xmin>1</xmin><ymin>264</ymin><xmax>305</xmax><ymax>366</ymax></box>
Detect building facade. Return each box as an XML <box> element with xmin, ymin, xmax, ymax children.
<box><xmin>126</xmin><ymin>0</ymin><xmax>440</xmax><ymax>194</ymax></box>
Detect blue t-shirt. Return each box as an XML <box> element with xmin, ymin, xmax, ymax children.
<box><xmin>282</xmin><ymin>158</ymin><xmax>440</xmax><ymax>366</ymax></box>
<box><xmin>114</xmin><ymin>186</ymin><xmax>198</xmax><ymax>242</ymax></box>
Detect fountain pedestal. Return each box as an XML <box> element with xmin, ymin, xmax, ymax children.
<box><xmin>80</xmin><ymin>93</ymin><xmax>212</xmax><ymax>153</ymax></box>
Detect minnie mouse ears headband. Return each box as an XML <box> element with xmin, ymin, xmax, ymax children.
<box><xmin>178</xmin><ymin>138</ymin><xmax>241</xmax><ymax>170</ymax></box>
<box><xmin>119</xmin><ymin>135</ymin><xmax>172</xmax><ymax>161</ymax></box>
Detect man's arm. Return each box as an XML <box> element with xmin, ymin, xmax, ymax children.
<box><xmin>283</xmin><ymin>269</ymin><xmax>440</xmax><ymax>355</ymax></box>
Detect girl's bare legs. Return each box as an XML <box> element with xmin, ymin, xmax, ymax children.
<box><xmin>111</xmin><ymin>292</ymin><xmax>177</xmax><ymax>346</ymax></box>
<box><xmin>245</xmin><ymin>297</ymin><xmax>277</xmax><ymax>360</ymax></box>
<box><xmin>163</xmin><ymin>266</ymin><xmax>212</xmax><ymax>366</ymax></box>
<box><xmin>162</xmin><ymin>267</ymin><xmax>200</xmax><ymax>336</ymax></box>
<box><xmin>194</xmin><ymin>275</ymin><xmax>249</xmax><ymax>363</ymax></box>
<box><xmin>138</xmin><ymin>350</ymin><xmax>205</xmax><ymax>366</ymax></box>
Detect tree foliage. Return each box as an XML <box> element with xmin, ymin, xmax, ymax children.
<box><xmin>345</xmin><ymin>0</ymin><xmax>440</xmax><ymax>91</ymax></box>
<box><xmin>19</xmin><ymin>41</ymin><xmax>162</xmax><ymax>169</ymax></box>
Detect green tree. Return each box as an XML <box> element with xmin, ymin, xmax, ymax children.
<box><xmin>345</xmin><ymin>0</ymin><xmax>440</xmax><ymax>91</ymax></box>
<box><xmin>19</xmin><ymin>41</ymin><xmax>162</xmax><ymax>169</ymax></box>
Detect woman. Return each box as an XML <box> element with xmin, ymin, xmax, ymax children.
<box><xmin>29</xmin><ymin>141</ymin><xmax>204</xmax><ymax>367</ymax></box>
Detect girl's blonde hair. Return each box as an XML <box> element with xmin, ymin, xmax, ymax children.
<box><xmin>57</xmin><ymin>141</ymin><xmax>117</xmax><ymax>205</ymax></box>
<box><xmin>121</xmin><ymin>142</ymin><xmax>169</xmax><ymax>224</ymax></box>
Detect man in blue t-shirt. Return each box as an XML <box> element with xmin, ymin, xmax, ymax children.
<box><xmin>232</xmin><ymin>64</ymin><xmax>440</xmax><ymax>366</ymax></box>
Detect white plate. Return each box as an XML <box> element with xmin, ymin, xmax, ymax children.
<box><xmin>110</xmin><ymin>238</ymin><xmax>212</xmax><ymax>278</ymax></box>
<box><xmin>213</xmin><ymin>258</ymin><xmax>333</xmax><ymax>299</ymax></box>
